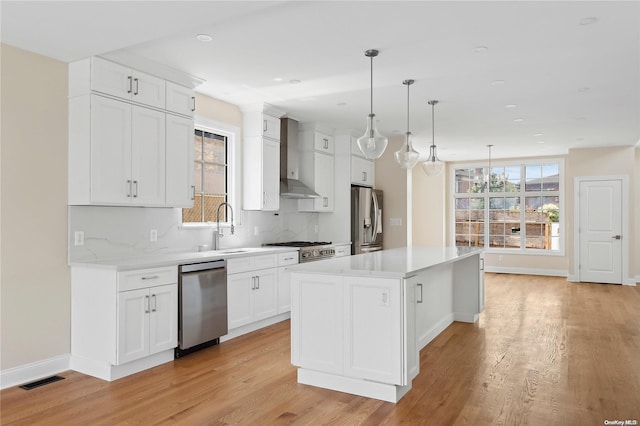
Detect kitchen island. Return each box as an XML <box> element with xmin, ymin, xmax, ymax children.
<box><xmin>288</xmin><ymin>246</ymin><xmax>484</xmax><ymax>402</ymax></box>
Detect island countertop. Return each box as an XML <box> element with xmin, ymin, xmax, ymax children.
<box><xmin>288</xmin><ymin>245</ymin><xmax>483</xmax><ymax>279</ymax></box>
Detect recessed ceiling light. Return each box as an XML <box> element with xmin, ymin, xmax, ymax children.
<box><xmin>273</xmin><ymin>77</ymin><xmax>283</xmax><ymax>82</ymax></box>
<box><xmin>473</xmin><ymin>46</ymin><xmax>488</xmax><ymax>53</ymax></box>
<box><xmin>533</xmin><ymin>133</ymin><xmax>543</xmax><ymax>137</ymax></box>
<box><xmin>536</xmin><ymin>140</ymin><xmax>545</xmax><ymax>144</ymax></box>
<box><xmin>289</xmin><ymin>79</ymin><xmax>301</xmax><ymax>84</ymax></box>
<box><xmin>513</xmin><ymin>117</ymin><xmax>524</xmax><ymax>122</ymax></box>
<box><xmin>505</xmin><ymin>104</ymin><xmax>517</xmax><ymax>109</ymax></box>
<box><xmin>579</xmin><ymin>17</ymin><xmax>598</xmax><ymax>26</ymax></box>
<box><xmin>490</xmin><ymin>80</ymin><xmax>505</xmax><ymax>86</ymax></box>
<box><xmin>196</xmin><ymin>34</ymin><xmax>213</xmax><ymax>42</ymax></box>
<box><xmin>336</xmin><ymin>102</ymin><xmax>347</xmax><ymax>107</ymax></box>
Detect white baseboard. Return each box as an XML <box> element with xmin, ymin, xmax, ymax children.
<box><xmin>0</xmin><ymin>354</ymin><xmax>70</xmax><ymax>390</ymax></box>
<box><xmin>220</xmin><ymin>312</ymin><xmax>290</xmax><ymax>343</ymax></box>
<box><xmin>417</xmin><ymin>313</ymin><xmax>454</xmax><ymax>351</ymax></box>
<box><xmin>485</xmin><ymin>266</ymin><xmax>568</xmax><ymax>277</ymax></box>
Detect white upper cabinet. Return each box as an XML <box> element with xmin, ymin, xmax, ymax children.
<box><xmin>89</xmin><ymin>57</ymin><xmax>166</xmax><ymax>109</ymax></box>
<box><xmin>68</xmin><ymin>56</ymin><xmax>200</xmax><ymax>207</ymax></box>
<box><xmin>349</xmin><ymin>136</ymin><xmax>375</xmax><ymax>187</ymax></box>
<box><xmin>298</xmin><ymin>125</ymin><xmax>336</xmax><ymax>212</ymax></box>
<box><xmin>166</xmin><ymin>81</ymin><xmax>195</xmax><ymax>117</ymax></box>
<box><xmin>241</xmin><ymin>104</ymin><xmax>286</xmax><ymax>211</ymax></box>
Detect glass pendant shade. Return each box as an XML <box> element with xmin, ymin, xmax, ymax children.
<box><xmin>357</xmin><ymin>114</ymin><xmax>388</xmax><ymax>160</ymax></box>
<box><xmin>421</xmin><ymin>145</ymin><xmax>445</xmax><ymax>176</ymax></box>
<box><xmin>395</xmin><ymin>132</ymin><xmax>420</xmax><ymax>169</ymax></box>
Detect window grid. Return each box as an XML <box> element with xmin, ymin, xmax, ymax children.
<box><xmin>453</xmin><ymin>162</ymin><xmax>561</xmax><ymax>252</ymax></box>
<box><xmin>183</xmin><ymin>128</ymin><xmax>228</xmax><ymax>223</ymax></box>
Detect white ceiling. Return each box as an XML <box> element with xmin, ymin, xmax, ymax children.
<box><xmin>2</xmin><ymin>1</ymin><xmax>639</xmax><ymax>161</ymax></box>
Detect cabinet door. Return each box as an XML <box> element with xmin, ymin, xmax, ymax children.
<box><xmin>262</xmin><ymin>138</ymin><xmax>280</xmax><ymax>210</ymax></box>
<box><xmin>277</xmin><ymin>266</ymin><xmax>292</xmax><ymax>313</ymax></box>
<box><xmin>90</xmin><ymin>95</ymin><xmax>132</xmax><ymax>204</ymax></box>
<box><xmin>166</xmin><ymin>114</ymin><xmax>195</xmax><ymax>207</ymax></box>
<box><xmin>131</xmin><ymin>105</ymin><xmax>166</xmax><ymax>206</ymax></box>
<box><xmin>166</xmin><ymin>82</ymin><xmax>195</xmax><ymax>117</ymax></box>
<box><xmin>227</xmin><ymin>272</ymin><xmax>254</xmax><ymax>329</ymax></box>
<box><xmin>403</xmin><ymin>276</ymin><xmax>419</xmax><ymax>383</ymax></box>
<box><xmin>343</xmin><ymin>277</ymin><xmax>402</xmax><ymax>384</ymax></box>
<box><xmin>91</xmin><ymin>57</ymin><xmax>132</xmax><ymax>100</ymax></box>
<box><xmin>253</xmin><ymin>268</ymin><xmax>278</xmax><ymax>321</ymax></box>
<box><xmin>351</xmin><ymin>156</ymin><xmax>374</xmax><ymax>187</ymax></box>
<box><xmin>314</xmin><ymin>132</ymin><xmax>334</xmax><ymax>154</ymax></box>
<box><xmin>148</xmin><ymin>284</ymin><xmax>178</xmax><ymax>355</ymax></box>
<box><xmin>262</xmin><ymin>114</ymin><xmax>280</xmax><ymax>140</ymax></box>
<box><xmin>118</xmin><ymin>288</ymin><xmax>150</xmax><ymax>364</ymax></box>
<box><xmin>290</xmin><ymin>273</ymin><xmax>343</xmax><ymax>374</ymax></box>
<box><xmin>314</xmin><ymin>152</ymin><xmax>334</xmax><ymax>211</ymax></box>
<box><xmin>131</xmin><ymin>71</ymin><xmax>165</xmax><ymax>109</ymax></box>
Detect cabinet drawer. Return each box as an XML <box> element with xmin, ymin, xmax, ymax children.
<box><xmin>334</xmin><ymin>245</ymin><xmax>351</xmax><ymax>257</ymax></box>
<box><xmin>263</xmin><ymin>114</ymin><xmax>280</xmax><ymax>140</ymax></box>
<box><xmin>118</xmin><ymin>266</ymin><xmax>177</xmax><ymax>292</ymax></box>
<box><xmin>278</xmin><ymin>251</ymin><xmax>299</xmax><ymax>266</ymax></box>
<box><xmin>227</xmin><ymin>254</ymin><xmax>279</xmax><ymax>274</ymax></box>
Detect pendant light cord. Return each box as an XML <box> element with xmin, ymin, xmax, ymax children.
<box><xmin>370</xmin><ymin>54</ymin><xmax>374</xmax><ymax>117</ymax></box>
<box><xmin>406</xmin><ymin>82</ymin><xmax>410</xmax><ymax>134</ymax></box>
<box><xmin>431</xmin><ymin>102</ymin><xmax>435</xmax><ymax>149</ymax></box>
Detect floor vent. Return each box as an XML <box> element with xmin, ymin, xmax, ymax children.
<box><xmin>19</xmin><ymin>375</ymin><xmax>65</xmax><ymax>390</ymax></box>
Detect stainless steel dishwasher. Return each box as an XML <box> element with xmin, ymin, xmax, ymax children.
<box><xmin>176</xmin><ymin>259</ymin><xmax>227</xmax><ymax>358</ymax></box>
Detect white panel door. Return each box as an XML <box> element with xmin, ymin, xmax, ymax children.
<box><xmin>131</xmin><ymin>71</ymin><xmax>166</xmax><ymax>109</ymax></box>
<box><xmin>252</xmin><ymin>268</ymin><xmax>278</xmax><ymax>321</ymax></box>
<box><xmin>131</xmin><ymin>105</ymin><xmax>166</xmax><ymax>206</ymax></box>
<box><xmin>165</xmin><ymin>114</ymin><xmax>195</xmax><ymax>207</ymax></box>
<box><xmin>343</xmin><ymin>277</ymin><xmax>402</xmax><ymax>385</ymax></box>
<box><xmin>166</xmin><ymin>82</ymin><xmax>195</xmax><ymax>117</ymax></box>
<box><xmin>90</xmin><ymin>95</ymin><xmax>132</xmax><ymax>204</ymax></box>
<box><xmin>148</xmin><ymin>284</ymin><xmax>178</xmax><ymax>355</ymax></box>
<box><xmin>579</xmin><ymin>179</ymin><xmax>622</xmax><ymax>284</ymax></box>
<box><xmin>91</xmin><ymin>57</ymin><xmax>132</xmax><ymax>100</ymax></box>
<box><xmin>227</xmin><ymin>272</ymin><xmax>254</xmax><ymax>329</ymax></box>
<box><xmin>118</xmin><ymin>288</ymin><xmax>150</xmax><ymax>364</ymax></box>
<box><xmin>262</xmin><ymin>139</ymin><xmax>280</xmax><ymax>210</ymax></box>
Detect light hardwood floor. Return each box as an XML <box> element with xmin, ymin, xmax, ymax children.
<box><xmin>2</xmin><ymin>274</ymin><xmax>639</xmax><ymax>425</ymax></box>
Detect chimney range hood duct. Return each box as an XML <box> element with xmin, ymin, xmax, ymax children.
<box><xmin>280</xmin><ymin>118</ymin><xmax>321</xmax><ymax>199</ymax></box>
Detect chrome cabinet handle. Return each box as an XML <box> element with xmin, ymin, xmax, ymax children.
<box><xmin>284</xmin><ymin>257</ymin><xmax>294</xmax><ymax>261</ymax></box>
<box><xmin>141</xmin><ymin>275</ymin><xmax>159</xmax><ymax>280</ymax></box>
<box><xmin>263</xmin><ymin>191</ymin><xmax>266</xmax><ymax>206</ymax></box>
<box><xmin>263</xmin><ymin>119</ymin><xmax>268</xmax><ymax>133</ymax></box>
<box><xmin>362</xmin><ymin>171</ymin><xmax>367</xmax><ymax>182</ymax></box>
<box><xmin>191</xmin><ymin>185</ymin><xmax>195</xmax><ymax>200</ymax></box>
<box><xmin>127</xmin><ymin>180</ymin><xmax>132</xmax><ymax>197</ymax></box>
<box><xmin>133</xmin><ymin>78</ymin><xmax>139</xmax><ymax>95</ymax></box>
<box><xmin>133</xmin><ymin>180</ymin><xmax>138</xmax><ymax>198</ymax></box>
<box><xmin>256</xmin><ymin>276</ymin><xmax>260</xmax><ymax>290</ymax></box>
<box><xmin>145</xmin><ymin>295</ymin><xmax>150</xmax><ymax>313</ymax></box>
<box><xmin>251</xmin><ymin>276</ymin><xmax>256</xmax><ymax>290</ymax></box>
<box><xmin>612</xmin><ymin>235</ymin><xmax>621</xmax><ymax>240</ymax></box>
<box><xmin>323</xmin><ymin>197</ymin><xmax>328</xmax><ymax>207</ymax></box>
<box><xmin>480</xmin><ymin>258</ymin><xmax>485</xmax><ymax>271</ymax></box>
<box><xmin>151</xmin><ymin>294</ymin><xmax>157</xmax><ymax>312</ymax></box>
<box><xmin>191</xmin><ymin>96</ymin><xmax>196</xmax><ymax>112</ymax></box>
<box><xmin>323</xmin><ymin>138</ymin><xmax>329</xmax><ymax>150</ymax></box>
<box><xmin>127</xmin><ymin>76</ymin><xmax>133</xmax><ymax>94</ymax></box>
<box><xmin>417</xmin><ymin>283</ymin><xmax>423</xmax><ymax>304</ymax></box>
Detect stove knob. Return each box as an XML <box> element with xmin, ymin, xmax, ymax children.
<box><xmin>313</xmin><ymin>249</ymin><xmax>320</xmax><ymax>257</ymax></box>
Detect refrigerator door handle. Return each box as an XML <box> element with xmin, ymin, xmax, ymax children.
<box><xmin>371</xmin><ymin>191</ymin><xmax>380</xmax><ymax>244</ymax></box>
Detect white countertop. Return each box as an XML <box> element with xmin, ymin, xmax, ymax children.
<box><xmin>69</xmin><ymin>246</ymin><xmax>299</xmax><ymax>271</ymax></box>
<box><xmin>288</xmin><ymin>246</ymin><xmax>483</xmax><ymax>278</ymax></box>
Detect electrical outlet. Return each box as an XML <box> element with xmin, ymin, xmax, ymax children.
<box><xmin>74</xmin><ymin>231</ymin><xmax>84</xmax><ymax>246</ymax></box>
<box><xmin>150</xmin><ymin>229</ymin><xmax>158</xmax><ymax>242</ymax></box>
<box><xmin>390</xmin><ymin>218</ymin><xmax>402</xmax><ymax>226</ymax></box>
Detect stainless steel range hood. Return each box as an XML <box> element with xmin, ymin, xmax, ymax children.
<box><xmin>280</xmin><ymin>118</ymin><xmax>320</xmax><ymax>199</ymax></box>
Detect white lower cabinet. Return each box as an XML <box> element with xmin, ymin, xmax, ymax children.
<box><xmin>117</xmin><ymin>283</ymin><xmax>177</xmax><ymax>364</ymax></box>
<box><xmin>291</xmin><ymin>273</ymin><xmax>413</xmax><ymax>386</ymax></box>
<box><xmin>334</xmin><ymin>243</ymin><xmax>351</xmax><ymax>257</ymax></box>
<box><xmin>227</xmin><ymin>268</ymin><xmax>278</xmax><ymax>329</ymax></box>
<box><xmin>71</xmin><ymin>265</ymin><xmax>177</xmax><ymax>381</ymax></box>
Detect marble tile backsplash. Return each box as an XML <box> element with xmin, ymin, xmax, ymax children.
<box><xmin>68</xmin><ymin>199</ymin><xmax>319</xmax><ymax>262</ymax></box>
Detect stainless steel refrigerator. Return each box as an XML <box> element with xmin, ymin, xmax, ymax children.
<box><xmin>351</xmin><ymin>186</ymin><xmax>383</xmax><ymax>254</ymax></box>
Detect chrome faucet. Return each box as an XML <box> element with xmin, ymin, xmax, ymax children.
<box><xmin>214</xmin><ymin>202</ymin><xmax>235</xmax><ymax>250</ymax></box>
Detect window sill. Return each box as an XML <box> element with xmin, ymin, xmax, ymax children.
<box><xmin>180</xmin><ymin>222</ymin><xmax>233</xmax><ymax>230</ymax></box>
<box><xmin>485</xmin><ymin>248</ymin><xmax>565</xmax><ymax>257</ymax></box>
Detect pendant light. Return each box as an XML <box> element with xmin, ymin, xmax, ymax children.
<box><xmin>421</xmin><ymin>100</ymin><xmax>445</xmax><ymax>176</ymax></box>
<box><xmin>357</xmin><ymin>49</ymin><xmax>388</xmax><ymax>160</ymax></box>
<box><xmin>394</xmin><ymin>79</ymin><xmax>420</xmax><ymax>169</ymax></box>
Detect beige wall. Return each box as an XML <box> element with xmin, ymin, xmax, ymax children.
<box><xmin>635</xmin><ymin>148</ymin><xmax>640</xmax><ymax>281</ymax></box>
<box><xmin>194</xmin><ymin>94</ymin><xmax>242</xmax><ymax>129</ymax></box>
<box><xmin>1</xmin><ymin>44</ymin><xmax>70</xmax><ymax>369</ymax></box>
<box><xmin>411</xmin><ymin>160</ymin><xmax>445</xmax><ymax>246</ymax></box>
<box><xmin>375</xmin><ymin>135</ymin><xmax>407</xmax><ymax>249</ymax></box>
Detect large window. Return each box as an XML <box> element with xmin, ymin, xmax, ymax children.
<box><xmin>453</xmin><ymin>160</ymin><xmax>562</xmax><ymax>253</ymax></box>
<box><xmin>182</xmin><ymin>128</ymin><xmax>229</xmax><ymax>223</ymax></box>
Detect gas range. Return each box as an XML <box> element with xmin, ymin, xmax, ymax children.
<box><xmin>264</xmin><ymin>241</ymin><xmax>335</xmax><ymax>263</ymax></box>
